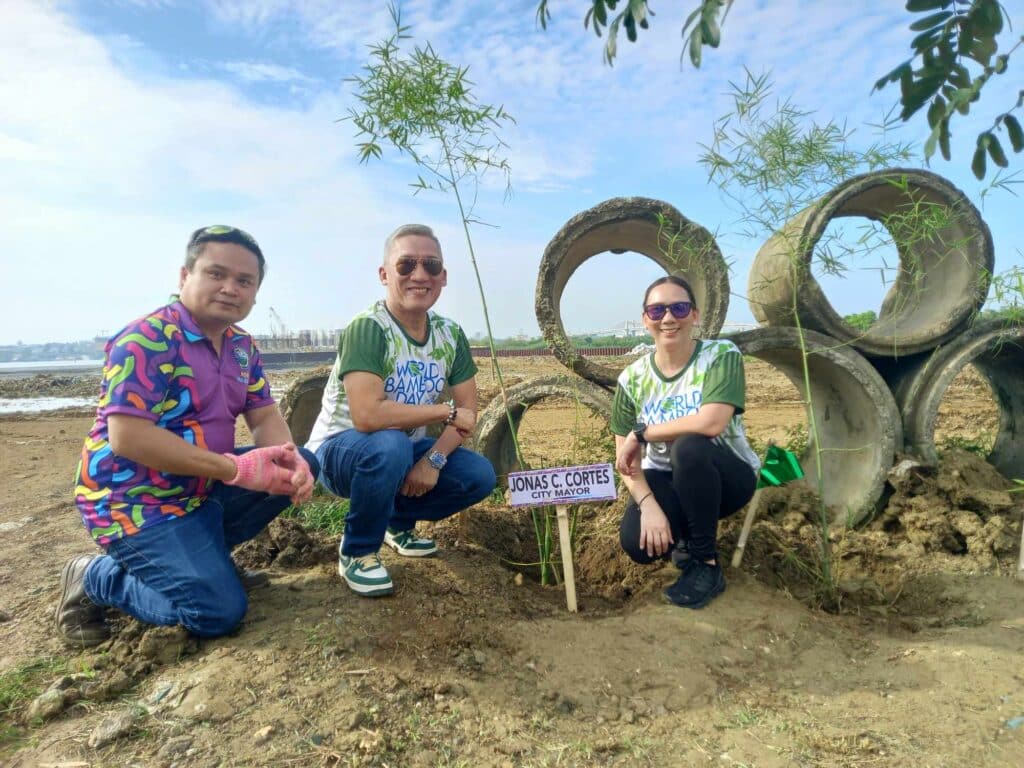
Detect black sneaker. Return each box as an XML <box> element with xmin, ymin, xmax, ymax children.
<box><xmin>663</xmin><ymin>560</ymin><xmax>726</xmax><ymax>609</ymax></box>
<box><xmin>670</xmin><ymin>540</ymin><xmax>692</xmax><ymax>571</ymax></box>
<box><xmin>55</xmin><ymin>554</ymin><xmax>110</xmax><ymax>648</ymax></box>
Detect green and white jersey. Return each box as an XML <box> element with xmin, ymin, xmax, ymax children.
<box><xmin>306</xmin><ymin>300</ymin><xmax>477</xmax><ymax>451</ymax></box>
<box><xmin>610</xmin><ymin>339</ymin><xmax>760</xmax><ymax>474</ymax></box>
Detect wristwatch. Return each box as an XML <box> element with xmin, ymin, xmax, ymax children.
<box><xmin>426</xmin><ymin>450</ymin><xmax>448</xmax><ymax>470</ymax></box>
<box><xmin>632</xmin><ymin>422</ymin><xmax>648</xmax><ymax>444</ymax></box>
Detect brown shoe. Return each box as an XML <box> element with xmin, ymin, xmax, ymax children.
<box><xmin>55</xmin><ymin>554</ymin><xmax>109</xmax><ymax>648</ymax></box>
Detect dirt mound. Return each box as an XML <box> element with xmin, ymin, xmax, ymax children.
<box><xmin>233</xmin><ymin>517</ymin><xmax>337</xmax><ymax>569</ymax></box>
<box><xmin>0</xmin><ymin>374</ymin><xmax>100</xmax><ymax>399</ymax></box>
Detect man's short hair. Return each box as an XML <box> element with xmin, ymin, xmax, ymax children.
<box><xmin>186</xmin><ymin>225</ymin><xmax>266</xmax><ymax>284</ymax></box>
<box><xmin>383</xmin><ymin>224</ymin><xmax>443</xmax><ymax>264</ymax></box>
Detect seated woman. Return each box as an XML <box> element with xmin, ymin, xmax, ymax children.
<box><xmin>611</xmin><ymin>275</ymin><xmax>760</xmax><ymax>608</ymax></box>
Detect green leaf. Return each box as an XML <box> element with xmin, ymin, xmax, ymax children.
<box><xmin>909</xmin><ymin>11</ymin><xmax>952</xmax><ymax>32</ymax></box>
<box><xmin>688</xmin><ymin>26</ymin><xmax>703</xmax><ymax>67</ymax></box>
<box><xmin>926</xmin><ymin>95</ymin><xmax>945</xmax><ymax>128</ymax></box>
<box><xmin>972</xmin><ymin>144</ymin><xmax>987</xmax><ymax>179</ymax></box>
<box><xmin>988</xmin><ymin>134</ymin><xmax>1009</xmax><ymax>167</ymax></box>
<box><xmin>938</xmin><ymin>118</ymin><xmax>951</xmax><ymax>160</ymax></box>
<box><xmin>701</xmin><ymin>18</ymin><xmax>721</xmax><ymax>48</ymax></box>
<box><xmin>906</xmin><ymin>0</ymin><xmax>951</xmax><ymax>10</ymax></box>
<box><xmin>1004</xmin><ymin>115</ymin><xmax>1024</xmax><ymax>153</ymax></box>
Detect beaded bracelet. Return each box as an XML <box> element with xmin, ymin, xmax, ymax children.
<box><xmin>443</xmin><ymin>400</ymin><xmax>457</xmax><ymax>426</ymax></box>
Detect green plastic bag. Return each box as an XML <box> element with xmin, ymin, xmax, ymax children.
<box><xmin>757</xmin><ymin>444</ymin><xmax>804</xmax><ymax>489</ymax></box>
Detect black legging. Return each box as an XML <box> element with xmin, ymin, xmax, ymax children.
<box><xmin>620</xmin><ymin>434</ymin><xmax>756</xmax><ymax>564</ymax></box>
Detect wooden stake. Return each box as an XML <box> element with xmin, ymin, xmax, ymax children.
<box><xmin>731</xmin><ymin>488</ymin><xmax>764</xmax><ymax>570</ymax></box>
<box><xmin>555</xmin><ymin>504</ymin><xmax>578</xmax><ymax>612</ymax></box>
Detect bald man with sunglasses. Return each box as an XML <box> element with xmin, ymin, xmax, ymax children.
<box><xmin>56</xmin><ymin>225</ymin><xmax>318</xmax><ymax>648</ymax></box>
<box><xmin>307</xmin><ymin>224</ymin><xmax>496</xmax><ymax>597</ymax></box>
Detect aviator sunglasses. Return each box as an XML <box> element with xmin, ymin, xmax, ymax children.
<box><xmin>643</xmin><ymin>301</ymin><xmax>694</xmax><ymax>321</ymax></box>
<box><xmin>395</xmin><ymin>257</ymin><xmax>444</xmax><ymax>277</ymax></box>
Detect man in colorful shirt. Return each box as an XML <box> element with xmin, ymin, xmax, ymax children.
<box><xmin>307</xmin><ymin>224</ymin><xmax>496</xmax><ymax>597</ymax></box>
<box><xmin>56</xmin><ymin>226</ymin><xmax>318</xmax><ymax>647</ymax></box>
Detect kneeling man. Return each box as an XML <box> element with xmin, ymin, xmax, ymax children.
<box><xmin>57</xmin><ymin>225</ymin><xmax>317</xmax><ymax>647</ymax></box>
<box><xmin>307</xmin><ymin>224</ymin><xmax>496</xmax><ymax>597</ymax></box>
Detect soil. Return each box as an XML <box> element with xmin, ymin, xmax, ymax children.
<box><xmin>2</xmin><ymin>358</ymin><xmax>1023</xmax><ymax>767</ymax></box>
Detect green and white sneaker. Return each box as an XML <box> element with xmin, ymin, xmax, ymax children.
<box><xmin>338</xmin><ymin>550</ymin><xmax>393</xmax><ymax>597</ymax></box>
<box><xmin>384</xmin><ymin>527</ymin><xmax>438</xmax><ymax>557</ymax></box>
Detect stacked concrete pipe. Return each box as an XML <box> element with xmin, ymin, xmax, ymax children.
<box><xmin>872</xmin><ymin>319</ymin><xmax>1024</xmax><ymax>478</ymax></box>
<box><xmin>748</xmin><ymin>168</ymin><xmax>993</xmax><ymax>356</ymax></box>
<box><xmin>536</xmin><ymin>197</ymin><xmax>730</xmax><ymax>390</ymax></box>
<box><xmin>474</xmin><ymin>376</ymin><xmax>614</xmax><ymax>480</ymax></box>
<box><xmin>727</xmin><ymin>328</ymin><xmax>902</xmax><ymax>525</ymax></box>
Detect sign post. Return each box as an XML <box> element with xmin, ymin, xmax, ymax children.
<box><xmin>507</xmin><ymin>463</ymin><xmax>617</xmax><ymax>613</ymax></box>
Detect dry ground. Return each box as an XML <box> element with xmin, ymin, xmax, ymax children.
<box><xmin>1</xmin><ymin>357</ymin><xmax>1022</xmax><ymax>767</ymax></box>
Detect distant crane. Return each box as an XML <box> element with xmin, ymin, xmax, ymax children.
<box><xmin>268</xmin><ymin>307</ymin><xmax>287</xmax><ymax>341</ymax></box>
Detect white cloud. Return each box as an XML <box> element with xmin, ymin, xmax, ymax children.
<box><xmin>222</xmin><ymin>61</ymin><xmax>318</xmax><ymax>84</ymax></box>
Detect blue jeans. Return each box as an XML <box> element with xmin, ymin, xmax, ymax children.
<box><xmin>83</xmin><ymin>447</ymin><xmax>320</xmax><ymax>638</ymax></box>
<box><xmin>315</xmin><ymin>430</ymin><xmax>496</xmax><ymax>557</ymax></box>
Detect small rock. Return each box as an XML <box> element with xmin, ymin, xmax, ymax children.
<box><xmin>0</xmin><ymin>609</ymin><xmax>12</xmax><ymax>623</ymax></box>
<box><xmin>555</xmin><ymin>695</ymin><xmax>576</xmax><ymax>714</ymax></box>
<box><xmin>513</xmin><ymin>573</ymin><xmax>524</xmax><ymax>586</ymax></box>
<box><xmin>621</xmin><ymin>708</ymin><xmax>636</xmax><ymax>724</ymax></box>
<box><xmin>88</xmin><ymin>709</ymin><xmax>140</xmax><ymax>749</ymax></box>
<box><xmin>253</xmin><ymin>725</ymin><xmax>274</xmax><ymax>745</ymax></box>
<box><xmin>26</xmin><ymin>688</ymin><xmax>67</xmax><ymax>721</ymax></box>
<box><xmin>157</xmin><ymin>735</ymin><xmax>193</xmax><ymax>758</ymax></box>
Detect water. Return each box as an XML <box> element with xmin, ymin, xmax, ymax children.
<box><xmin>0</xmin><ymin>359</ymin><xmax>104</xmax><ymax>377</ymax></box>
<box><xmin>0</xmin><ymin>396</ymin><xmax>95</xmax><ymax>414</ymax></box>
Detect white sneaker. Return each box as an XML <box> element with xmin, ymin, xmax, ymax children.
<box><xmin>384</xmin><ymin>528</ymin><xmax>438</xmax><ymax>557</ymax></box>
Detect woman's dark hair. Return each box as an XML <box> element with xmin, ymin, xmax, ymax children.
<box><xmin>643</xmin><ymin>275</ymin><xmax>697</xmax><ymax>309</ymax></box>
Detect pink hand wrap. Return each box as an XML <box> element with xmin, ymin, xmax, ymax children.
<box><xmin>223</xmin><ymin>446</ymin><xmax>294</xmax><ymax>493</ymax></box>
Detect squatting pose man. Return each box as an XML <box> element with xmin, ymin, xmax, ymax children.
<box><xmin>611</xmin><ymin>275</ymin><xmax>760</xmax><ymax>609</ymax></box>
<box><xmin>306</xmin><ymin>224</ymin><xmax>496</xmax><ymax>597</ymax></box>
<box><xmin>57</xmin><ymin>226</ymin><xmax>317</xmax><ymax>647</ymax></box>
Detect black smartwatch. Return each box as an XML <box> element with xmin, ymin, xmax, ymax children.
<box><xmin>632</xmin><ymin>422</ymin><xmax>648</xmax><ymax>444</ymax></box>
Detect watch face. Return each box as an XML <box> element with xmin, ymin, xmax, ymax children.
<box><xmin>428</xmin><ymin>451</ymin><xmax>447</xmax><ymax>469</ymax></box>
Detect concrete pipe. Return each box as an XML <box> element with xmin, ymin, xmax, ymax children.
<box><xmin>279</xmin><ymin>367</ymin><xmax>330</xmax><ymax>447</ymax></box>
<box><xmin>748</xmin><ymin>168</ymin><xmax>993</xmax><ymax>356</ymax></box>
<box><xmin>537</xmin><ymin>197</ymin><xmax>729</xmax><ymax>390</ymax></box>
<box><xmin>474</xmin><ymin>375</ymin><xmax>613</xmax><ymax>480</ymax></box>
<box><xmin>872</xmin><ymin>319</ymin><xmax>1024</xmax><ymax>477</ymax></box>
<box><xmin>727</xmin><ymin>327</ymin><xmax>902</xmax><ymax>525</ymax></box>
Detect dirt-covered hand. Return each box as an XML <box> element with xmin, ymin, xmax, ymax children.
<box><xmin>272</xmin><ymin>443</ymin><xmax>314</xmax><ymax>505</ymax></box>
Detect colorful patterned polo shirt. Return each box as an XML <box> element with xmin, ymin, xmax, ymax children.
<box><xmin>611</xmin><ymin>339</ymin><xmax>761</xmax><ymax>474</ymax></box>
<box><xmin>306</xmin><ymin>300</ymin><xmax>476</xmax><ymax>451</ymax></box>
<box><xmin>75</xmin><ymin>301</ymin><xmax>274</xmax><ymax>546</ymax></box>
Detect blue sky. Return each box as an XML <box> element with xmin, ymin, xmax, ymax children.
<box><xmin>2</xmin><ymin>0</ymin><xmax>1021</xmax><ymax>345</ymax></box>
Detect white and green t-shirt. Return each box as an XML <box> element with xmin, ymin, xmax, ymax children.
<box><xmin>610</xmin><ymin>339</ymin><xmax>760</xmax><ymax>474</ymax></box>
<box><xmin>306</xmin><ymin>301</ymin><xmax>476</xmax><ymax>451</ymax></box>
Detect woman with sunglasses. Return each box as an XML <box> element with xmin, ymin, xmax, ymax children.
<box><xmin>610</xmin><ymin>275</ymin><xmax>760</xmax><ymax>608</ymax></box>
